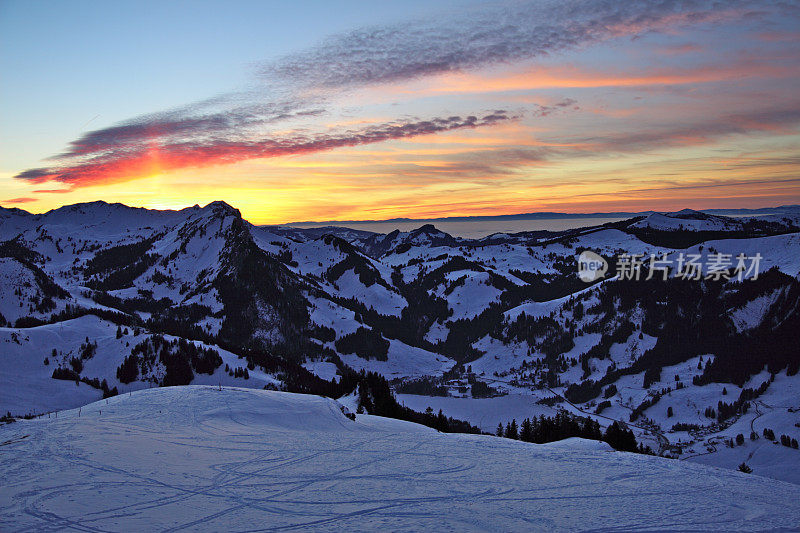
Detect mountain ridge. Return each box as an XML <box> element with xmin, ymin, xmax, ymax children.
<box><xmin>4</xmin><ymin>199</ymin><xmax>799</xmax><ymax>227</ymax></box>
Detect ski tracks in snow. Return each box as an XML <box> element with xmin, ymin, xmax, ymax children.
<box><xmin>2</xmin><ymin>387</ymin><xmax>800</xmax><ymax>531</ymax></box>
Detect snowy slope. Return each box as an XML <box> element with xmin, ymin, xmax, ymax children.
<box><xmin>684</xmin><ymin>233</ymin><xmax>800</xmax><ymax>277</ymax></box>
<box><xmin>0</xmin><ymin>316</ymin><xmax>280</xmax><ymax>416</ymax></box>
<box><xmin>340</xmin><ymin>338</ymin><xmax>454</xmax><ymax>379</ymax></box>
<box><xmin>631</xmin><ymin>210</ymin><xmax>741</xmax><ymax>231</ymax></box>
<box><xmin>0</xmin><ymin>257</ymin><xmax>72</xmax><ymax>324</ymax></box>
<box><xmin>0</xmin><ymin>202</ymin><xmax>186</xmax><ymax>242</ymax></box>
<box><xmin>2</xmin><ymin>386</ymin><xmax>799</xmax><ymax>531</ymax></box>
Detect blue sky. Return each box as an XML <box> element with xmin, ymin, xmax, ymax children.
<box><xmin>1</xmin><ymin>0</ymin><xmax>481</xmax><ymax>167</ymax></box>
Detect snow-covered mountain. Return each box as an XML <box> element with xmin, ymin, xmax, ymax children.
<box><xmin>2</xmin><ymin>200</ymin><xmax>800</xmax><ymax>486</ymax></box>
<box><xmin>2</xmin><ymin>385</ymin><xmax>799</xmax><ymax>531</ymax></box>
<box><xmin>632</xmin><ymin>209</ymin><xmax>743</xmax><ymax>231</ymax></box>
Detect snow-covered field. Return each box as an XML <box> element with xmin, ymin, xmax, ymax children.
<box><xmin>397</xmin><ymin>392</ymin><xmax>559</xmax><ymax>431</ymax></box>
<box><xmin>2</xmin><ymin>386</ymin><xmax>799</xmax><ymax>532</ymax></box>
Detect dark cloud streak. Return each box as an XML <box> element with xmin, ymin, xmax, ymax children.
<box><xmin>265</xmin><ymin>0</ymin><xmax>757</xmax><ymax>88</ymax></box>
<box><xmin>19</xmin><ymin>113</ymin><xmax>514</xmax><ymax>187</ymax></box>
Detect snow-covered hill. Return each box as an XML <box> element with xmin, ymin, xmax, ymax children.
<box><xmin>0</xmin><ymin>315</ymin><xmax>281</xmax><ymax>416</ymax></box>
<box><xmin>631</xmin><ymin>209</ymin><xmax>742</xmax><ymax>232</ymax></box>
<box><xmin>2</xmin><ymin>386</ymin><xmax>799</xmax><ymax>531</ymax></box>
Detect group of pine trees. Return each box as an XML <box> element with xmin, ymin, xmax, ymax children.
<box><xmin>757</xmin><ymin>428</ymin><xmax>798</xmax><ymax>448</ymax></box>
<box><xmin>495</xmin><ymin>412</ymin><xmax>651</xmax><ymax>454</ymax></box>
<box><xmin>341</xmin><ymin>370</ymin><xmax>482</xmax><ymax>434</ymax></box>
<box><xmin>115</xmin><ymin>335</ymin><xmax>222</xmax><ymax>385</ymax></box>
<box><xmin>225</xmin><ymin>364</ymin><xmax>250</xmax><ymax>379</ymax></box>
<box><xmin>51</xmin><ymin>366</ymin><xmax>118</xmax><ymax>398</ymax></box>
<box><xmin>334</xmin><ymin>327</ymin><xmax>390</xmax><ymax>361</ymax></box>
<box><xmin>395</xmin><ymin>377</ymin><xmax>448</xmax><ymax>396</ymax></box>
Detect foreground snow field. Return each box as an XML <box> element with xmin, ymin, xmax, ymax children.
<box><xmin>2</xmin><ymin>387</ymin><xmax>799</xmax><ymax>532</ymax></box>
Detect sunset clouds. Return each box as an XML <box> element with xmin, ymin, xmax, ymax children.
<box><xmin>263</xmin><ymin>0</ymin><xmax>753</xmax><ymax>89</ymax></box>
<box><xmin>16</xmin><ymin>113</ymin><xmax>513</xmax><ymax>187</ymax></box>
<box><xmin>3</xmin><ymin>0</ymin><xmax>799</xmax><ymax>220</ymax></box>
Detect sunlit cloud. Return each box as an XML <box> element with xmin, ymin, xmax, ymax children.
<box><xmin>16</xmin><ymin>113</ymin><xmax>514</xmax><ymax>188</ymax></box>
<box><xmin>571</xmin><ymin>106</ymin><xmax>800</xmax><ymax>152</ymax></box>
<box><xmin>3</xmin><ymin>197</ymin><xmax>37</xmax><ymax>204</ymax></box>
<box><xmin>375</xmin><ymin>59</ymin><xmax>794</xmax><ymax>97</ymax></box>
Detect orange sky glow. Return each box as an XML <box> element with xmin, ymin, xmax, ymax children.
<box><xmin>2</xmin><ymin>1</ymin><xmax>798</xmax><ymax>224</ymax></box>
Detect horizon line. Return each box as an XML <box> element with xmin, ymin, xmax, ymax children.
<box><xmin>2</xmin><ymin>199</ymin><xmax>799</xmax><ymax>227</ymax></box>
<box><xmin>278</xmin><ymin>204</ymin><xmax>800</xmax><ymax>227</ymax></box>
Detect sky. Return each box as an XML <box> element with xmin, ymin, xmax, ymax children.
<box><xmin>1</xmin><ymin>0</ymin><xmax>799</xmax><ymax>224</ymax></box>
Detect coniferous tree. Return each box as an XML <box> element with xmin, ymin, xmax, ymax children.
<box><xmin>603</xmin><ymin>421</ymin><xmax>638</xmax><ymax>452</ymax></box>
<box><xmin>505</xmin><ymin>419</ymin><xmax>519</xmax><ymax>440</ymax></box>
<box><xmin>116</xmin><ymin>354</ymin><xmax>139</xmax><ymax>383</ymax></box>
<box><xmin>520</xmin><ymin>418</ymin><xmax>533</xmax><ymax>442</ymax></box>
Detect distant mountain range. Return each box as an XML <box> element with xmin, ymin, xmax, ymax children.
<box><xmin>284</xmin><ymin>204</ymin><xmax>800</xmax><ymax>226</ymax></box>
